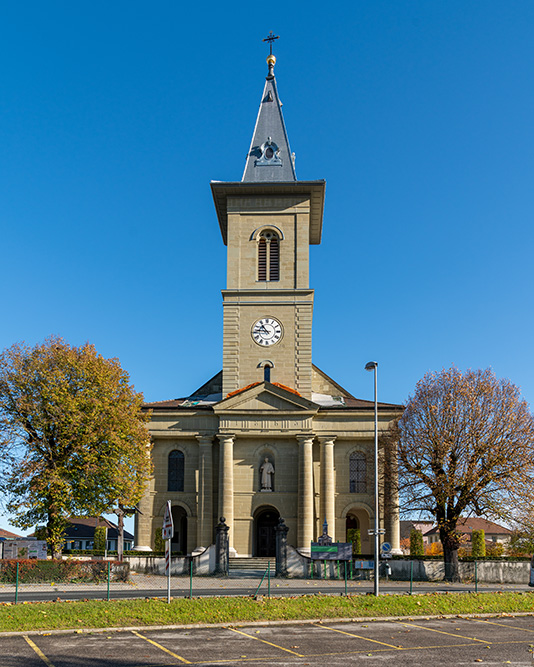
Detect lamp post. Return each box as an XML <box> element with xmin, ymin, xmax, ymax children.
<box><xmin>365</xmin><ymin>360</ymin><xmax>380</xmax><ymax>596</ymax></box>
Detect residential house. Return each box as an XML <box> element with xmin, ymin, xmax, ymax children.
<box><xmin>63</xmin><ymin>517</ymin><xmax>134</xmax><ymax>552</ymax></box>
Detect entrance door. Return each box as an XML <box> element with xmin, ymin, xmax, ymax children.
<box><xmin>255</xmin><ymin>508</ymin><xmax>279</xmax><ymax>557</ymax></box>
<box><xmin>171</xmin><ymin>506</ymin><xmax>188</xmax><ymax>555</ymax></box>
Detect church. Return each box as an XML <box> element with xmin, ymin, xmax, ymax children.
<box><xmin>135</xmin><ymin>49</ymin><xmax>402</xmax><ymax>558</ymax></box>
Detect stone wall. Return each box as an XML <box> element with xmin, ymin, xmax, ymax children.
<box><xmin>389</xmin><ymin>559</ymin><xmax>530</xmax><ymax>584</ymax></box>
<box><xmin>125</xmin><ymin>545</ymin><xmax>215</xmax><ymax>576</ymax></box>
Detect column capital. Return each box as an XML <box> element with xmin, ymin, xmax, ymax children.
<box><xmin>296</xmin><ymin>433</ymin><xmax>315</xmax><ymax>446</ymax></box>
<box><xmin>317</xmin><ymin>435</ymin><xmax>336</xmax><ymax>446</ymax></box>
<box><xmin>217</xmin><ymin>433</ymin><xmax>235</xmax><ymax>444</ymax></box>
<box><xmin>196</xmin><ymin>434</ymin><xmax>214</xmax><ymax>446</ymax></box>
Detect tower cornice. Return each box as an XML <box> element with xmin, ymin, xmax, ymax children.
<box><xmin>210</xmin><ymin>179</ymin><xmax>325</xmax><ymax>246</ymax></box>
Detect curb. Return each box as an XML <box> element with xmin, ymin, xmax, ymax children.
<box><xmin>2</xmin><ymin>611</ymin><xmax>534</xmax><ymax>638</ymax></box>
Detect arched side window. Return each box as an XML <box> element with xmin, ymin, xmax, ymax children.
<box><xmin>257</xmin><ymin>230</ymin><xmax>280</xmax><ymax>282</ymax></box>
<box><xmin>349</xmin><ymin>452</ymin><xmax>366</xmax><ymax>493</ymax></box>
<box><xmin>168</xmin><ymin>450</ymin><xmax>185</xmax><ymax>492</ymax></box>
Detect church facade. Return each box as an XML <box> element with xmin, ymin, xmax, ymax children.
<box><xmin>135</xmin><ymin>53</ymin><xmax>401</xmax><ymax>557</ymax></box>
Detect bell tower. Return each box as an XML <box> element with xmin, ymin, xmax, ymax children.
<box><xmin>211</xmin><ymin>49</ymin><xmax>325</xmax><ymax>399</ymax></box>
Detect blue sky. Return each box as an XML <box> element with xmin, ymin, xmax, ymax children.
<box><xmin>1</xmin><ymin>2</ymin><xmax>533</xmax><ymax>534</ymax></box>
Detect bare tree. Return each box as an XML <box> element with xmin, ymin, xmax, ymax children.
<box><xmin>387</xmin><ymin>367</ymin><xmax>534</xmax><ymax>581</ymax></box>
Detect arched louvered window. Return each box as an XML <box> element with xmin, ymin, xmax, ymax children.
<box><xmin>257</xmin><ymin>230</ymin><xmax>280</xmax><ymax>282</ymax></box>
<box><xmin>168</xmin><ymin>450</ymin><xmax>185</xmax><ymax>492</ymax></box>
<box><xmin>269</xmin><ymin>237</ymin><xmax>279</xmax><ymax>280</ymax></box>
<box><xmin>258</xmin><ymin>237</ymin><xmax>267</xmax><ymax>281</ymax></box>
<box><xmin>349</xmin><ymin>452</ymin><xmax>366</xmax><ymax>493</ymax></box>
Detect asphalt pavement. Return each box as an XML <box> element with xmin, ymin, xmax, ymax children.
<box><xmin>4</xmin><ymin>615</ymin><xmax>534</xmax><ymax>666</ymax></box>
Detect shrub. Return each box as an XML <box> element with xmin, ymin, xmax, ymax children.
<box><xmin>409</xmin><ymin>529</ymin><xmax>424</xmax><ymax>557</ymax></box>
<box><xmin>486</xmin><ymin>541</ymin><xmax>504</xmax><ymax>557</ymax></box>
<box><xmin>471</xmin><ymin>529</ymin><xmax>486</xmax><ymax>557</ymax></box>
<box><xmin>94</xmin><ymin>527</ymin><xmax>107</xmax><ymax>552</ymax></box>
<box><xmin>506</xmin><ymin>530</ymin><xmax>534</xmax><ymax>556</ymax></box>
<box><xmin>425</xmin><ymin>541</ymin><xmax>443</xmax><ymax>556</ymax></box>
<box><xmin>153</xmin><ymin>527</ymin><xmax>165</xmax><ymax>553</ymax></box>
<box><xmin>347</xmin><ymin>528</ymin><xmax>361</xmax><ymax>556</ymax></box>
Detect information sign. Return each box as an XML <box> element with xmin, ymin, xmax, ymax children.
<box><xmin>2</xmin><ymin>540</ymin><xmax>47</xmax><ymax>560</ymax></box>
<box><xmin>310</xmin><ymin>542</ymin><xmax>352</xmax><ymax>560</ymax></box>
<box><xmin>162</xmin><ymin>501</ymin><xmax>174</xmax><ymax>541</ymax></box>
<box><xmin>353</xmin><ymin>560</ymin><xmax>374</xmax><ymax>570</ymax></box>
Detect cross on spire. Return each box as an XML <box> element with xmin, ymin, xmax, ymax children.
<box><xmin>263</xmin><ymin>31</ymin><xmax>279</xmax><ymax>56</ymax></box>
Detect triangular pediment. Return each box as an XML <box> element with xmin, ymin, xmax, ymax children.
<box><xmin>213</xmin><ymin>382</ymin><xmax>319</xmax><ymax>414</ymax></box>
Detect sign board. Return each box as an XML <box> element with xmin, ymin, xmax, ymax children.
<box><xmin>162</xmin><ymin>501</ymin><xmax>174</xmax><ymax>541</ymax></box>
<box><xmin>2</xmin><ymin>540</ymin><xmax>48</xmax><ymax>560</ymax></box>
<box><xmin>310</xmin><ymin>542</ymin><xmax>352</xmax><ymax>561</ymax></box>
<box><xmin>353</xmin><ymin>560</ymin><xmax>374</xmax><ymax>570</ymax></box>
<box><xmin>381</xmin><ymin>542</ymin><xmax>392</xmax><ymax>554</ymax></box>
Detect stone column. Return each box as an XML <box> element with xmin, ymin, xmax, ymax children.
<box><xmin>133</xmin><ymin>490</ymin><xmax>155</xmax><ymax>551</ymax></box>
<box><xmin>318</xmin><ymin>436</ymin><xmax>336</xmax><ymax>540</ymax></box>
<box><xmin>196</xmin><ymin>435</ymin><xmax>214</xmax><ymax>548</ymax></box>
<box><xmin>217</xmin><ymin>433</ymin><xmax>235</xmax><ymax>549</ymax></box>
<box><xmin>297</xmin><ymin>434</ymin><xmax>315</xmax><ymax>552</ymax></box>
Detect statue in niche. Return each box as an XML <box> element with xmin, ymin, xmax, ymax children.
<box><xmin>260</xmin><ymin>457</ymin><xmax>275</xmax><ymax>491</ymax></box>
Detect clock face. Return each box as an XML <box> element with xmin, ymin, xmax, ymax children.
<box><xmin>251</xmin><ymin>317</ymin><xmax>283</xmax><ymax>347</ymax></box>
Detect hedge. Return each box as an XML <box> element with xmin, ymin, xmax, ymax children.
<box><xmin>0</xmin><ymin>559</ymin><xmax>129</xmax><ymax>583</ymax></box>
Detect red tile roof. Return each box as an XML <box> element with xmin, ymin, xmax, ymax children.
<box><xmin>425</xmin><ymin>518</ymin><xmax>512</xmax><ymax>536</ymax></box>
<box><xmin>0</xmin><ymin>528</ymin><xmax>22</xmax><ymax>539</ymax></box>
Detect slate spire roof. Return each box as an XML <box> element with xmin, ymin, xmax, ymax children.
<box><xmin>242</xmin><ymin>55</ymin><xmax>297</xmax><ymax>182</ymax></box>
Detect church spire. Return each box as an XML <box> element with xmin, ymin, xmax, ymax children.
<box><xmin>242</xmin><ymin>35</ymin><xmax>297</xmax><ymax>183</ymax></box>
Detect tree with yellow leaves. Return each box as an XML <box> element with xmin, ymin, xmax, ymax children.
<box><xmin>0</xmin><ymin>337</ymin><xmax>152</xmax><ymax>557</ymax></box>
<box><xmin>387</xmin><ymin>367</ymin><xmax>534</xmax><ymax>581</ymax></box>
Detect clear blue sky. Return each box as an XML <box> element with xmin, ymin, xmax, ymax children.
<box><xmin>2</xmin><ymin>2</ymin><xmax>533</xmax><ymax>534</ymax></box>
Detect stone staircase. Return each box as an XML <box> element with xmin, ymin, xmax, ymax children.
<box><xmin>228</xmin><ymin>557</ymin><xmax>274</xmax><ymax>577</ymax></box>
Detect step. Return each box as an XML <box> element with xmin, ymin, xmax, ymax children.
<box><xmin>229</xmin><ymin>557</ymin><xmax>274</xmax><ymax>571</ymax></box>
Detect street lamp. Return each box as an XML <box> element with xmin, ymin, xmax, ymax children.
<box><xmin>365</xmin><ymin>360</ymin><xmax>380</xmax><ymax>596</ymax></box>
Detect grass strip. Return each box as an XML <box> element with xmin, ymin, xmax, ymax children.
<box><xmin>1</xmin><ymin>592</ymin><xmax>534</xmax><ymax>633</ymax></box>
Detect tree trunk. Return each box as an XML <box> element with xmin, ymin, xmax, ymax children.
<box><xmin>117</xmin><ymin>505</ymin><xmax>124</xmax><ymax>562</ymax></box>
<box><xmin>47</xmin><ymin>510</ymin><xmax>67</xmax><ymax>559</ymax></box>
<box><xmin>441</xmin><ymin>527</ymin><xmax>461</xmax><ymax>582</ymax></box>
<box><xmin>443</xmin><ymin>543</ymin><xmax>460</xmax><ymax>582</ymax></box>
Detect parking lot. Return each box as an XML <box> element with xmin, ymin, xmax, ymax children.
<box><xmin>4</xmin><ymin>615</ymin><xmax>534</xmax><ymax>666</ymax></box>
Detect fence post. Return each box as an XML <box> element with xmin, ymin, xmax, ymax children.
<box><xmin>107</xmin><ymin>561</ymin><xmax>110</xmax><ymax>602</ymax></box>
<box><xmin>344</xmin><ymin>561</ymin><xmax>348</xmax><ymax>596</ymax></box>
<box><xmin>15</xmin><ymin>562</ymin><xmax>19</xmax><ymax>604</ymax></box>
<box><xmin>189</xmin><ymin>558</ymin><xmax>193</xmax><ymax>599</ymax></box>
<box><xmin>474</xmin><ymin>560</ymin><xmax>478</xmax><ymax>593</ymax></box>
<box><xmin>267</xmin><ymin>561</ymin><xmax>271</xmax><ymax>598</ymax></box>
<box><xmin>253</xmin><ymin>567</ymin><xmax>268</xmax><ymax>599</ymax></box>
<box><xmin>310</xmin><ymin>559</ymin><xmax>314</xmax><ymax>580</ymax></box>
<box><xmin>410</xmin><ymin>560</ymin><xmax>413</xmax><ymax>595</ymax></box>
